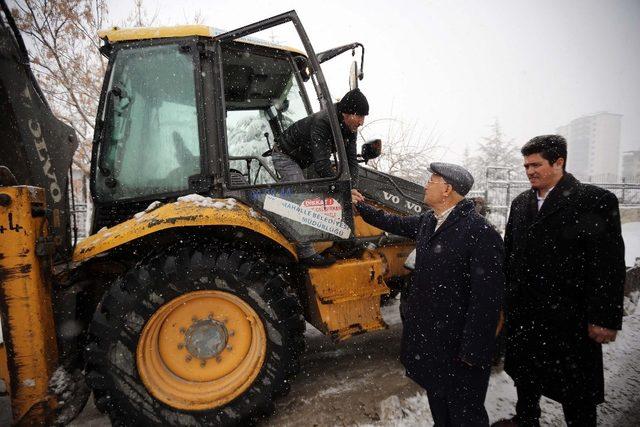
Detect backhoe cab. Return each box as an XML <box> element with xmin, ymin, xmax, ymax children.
<box><xmin>1</xmin><ymin>9</ymin><xmax>423</xmax><ymax>426</ymax></box>
<box><xmin>91</xmin><ymin>12</ymin><xmax>371</xmax><ymax>242</ymax></box>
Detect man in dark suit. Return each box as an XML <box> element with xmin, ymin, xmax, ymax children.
<box><xmin>494</xmin><ymin>135</ymin><xmax>626</xmax><ymax>427</ymax></box>
<box><xmin>356</xmin><ymin>162</ymin><xmax>504</xmax><ymax>426</ymax></box>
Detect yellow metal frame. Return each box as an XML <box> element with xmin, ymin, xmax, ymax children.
<box><xmin>376</xmin><ymin>244</ymin><xmax>414</xmax><ymax>279</ymax></box>
<box><xmin>302</xmin><ymin>213</ymin><xmax>415</xmax><ymax>341</ymax></box>
<box><xmin>352</xmin><ymin>214</ymin><xmax>414</xmax><ymax>279</ymax></box>
<box><xmin>305</xmin><ymin>251</ymin><xmax>389</xmax><ymax>340</ymax></box>
<box><xmin>0</xmin><ymin>343</ymin><xmax>8</xmax><ymax>392</ymax></box>
<box><xmin>352</xmin><ymin>215</ymin><xmax>385</xmax><ymax>238</ymax></box>
<box><xmin>98</xmin><ymin>25</ymin><xmax>305</xmax><ymax>55</ymax></box>
<box><xmin>0</xmin><ymin>186</ymin><xmax>58</xmax><ymax>424</ymax></box>
<box><xmin>73</xmin><ymin>199</ymin><xmax>296</xmax><ymax>263</ymax></box>
<box><xmin>98</xmin><ymin>25</ymin><xmax>215</xmax><ymax>42</ymax></box>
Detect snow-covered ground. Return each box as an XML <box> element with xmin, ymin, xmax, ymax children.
<box><xmin>622</xmin><ymin>222</ymin><xmax>640</xmax><ymax>267</ymax></box>
<box><xmin>366</xmin><ymin>297</ymin><xmax>640</xmax><ymax>426</ymax></box>
<box><xmin>72</xmin><ymin>295</ymin><xmax>640</xmax><ymax>426</ymax></box>
<box><xmin>259</xmin><ymin>296</ymin><xmax>640</xmax><ymax>427</ymax></box>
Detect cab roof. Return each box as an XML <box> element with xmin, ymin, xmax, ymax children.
<box><xmin>97</xmin><ymin>25</ymin><xmax>305</xmax><ymax>55</ymax></box>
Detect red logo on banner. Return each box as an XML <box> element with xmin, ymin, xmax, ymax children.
<box><xmin>301</xmin><ymin>197</ymin><xmax>342</xmax><ymax>220</ymax></box>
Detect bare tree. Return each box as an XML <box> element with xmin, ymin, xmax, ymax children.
<box><xmin>126</xmin><ymin>0</ymin><xmax>157</xmax><ymax>27</ymax></box>
<box><xmin>360</xmin><ymin>118</ymin><xmax>440</xmax><ymax>185</ymax></box>
<box><xmin>12</xmin><ymin>0</ymin><xmax>108</xmax><ymax>174</ymax></box>
<box><xmin>11</xmin><ymin>0</ymin><xmax>166</xmax><ymax>176</ymax></box>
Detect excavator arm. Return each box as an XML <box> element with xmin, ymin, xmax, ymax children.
<box><xmin>1</xmin><ymin>1</ymin><xmax>79</xmax><ymax>424</ymax></box>
<box><xmin>0</xmin><ymin>0</ymin><xmax>78</xmax><ymax>261</ymax></box>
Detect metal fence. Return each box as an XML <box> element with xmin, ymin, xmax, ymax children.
<box><xmin>69</xmin><ymin>202</ymin><xmax>89</xmax><ymax>240</ymax></box>
<box><xmin>65</xmin><ymin>169</ymin><xmax>640</xmax><ymax>238</ymax></box>
<box><xmin>473</xmin><ymin>167</ymin><xmax>640</xmax><ymax>232</ymax></box>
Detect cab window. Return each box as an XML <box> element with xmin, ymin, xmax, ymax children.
<box><xmin>95</xmin><ymin>44</ymin><xmax>200</xmax><ymax>201</ymax></box>
<box><xmin>221</xmin><ymin>44</ymin><xmax>310</xmax><ymax>186</ymax></box>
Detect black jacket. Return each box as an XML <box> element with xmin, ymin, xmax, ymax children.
<box><xmin>357</xmin><ymin>199</ymin><xmax>504</xmax><ymax>393</ymax></box>
<box><xmin>277</xmin><ymin>106</ymin><xmax>359</xmax><ymax>186</ymax></box>
<box><xmin>503</xmin><ymin>173</ymin><xmax>626</xmax><ymax>404</ymax></box>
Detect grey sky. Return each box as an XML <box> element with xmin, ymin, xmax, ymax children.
<box><xmin>109</xmin><ymin>0</ymin><xmax>640</xmax><ymax>162</ymax></box>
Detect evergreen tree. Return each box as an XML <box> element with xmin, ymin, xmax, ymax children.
<box><xmin>464</xmin><ymin>120</ymin><xmax>524</xmax><ymax>189</ymax></box>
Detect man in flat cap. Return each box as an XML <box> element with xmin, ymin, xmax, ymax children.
<box><xmin>356</xmin><ymin>162</ymin><xmax>504</xmax><ymax>426</ymax></box>
<box><xmin>273</xmin><ymin>88</ymin><xmax>368</xmax><ymax>267</ymax></box>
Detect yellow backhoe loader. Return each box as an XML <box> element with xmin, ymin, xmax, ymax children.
<box><xmin>0</xmin><ymin>5</ymin><xmax>425</xmax><ymax>425</ymax></box>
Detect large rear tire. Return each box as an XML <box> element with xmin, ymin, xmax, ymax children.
<box><xmin>84</xmin><ymin>242</ymin><xmax>304</xmax><ymax>426</ymax></box>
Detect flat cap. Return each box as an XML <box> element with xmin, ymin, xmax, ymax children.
<box><xmin>428</xmin><ymin>162</ymin><xmax>474</xmax><ymax>196</ymax></box>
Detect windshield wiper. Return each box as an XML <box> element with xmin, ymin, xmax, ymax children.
<box><xmin>97</xmin><ymin>83</ymin><xmax>129</xmax><ymax>187</ymax></box>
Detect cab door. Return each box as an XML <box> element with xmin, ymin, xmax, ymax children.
<box><xmin>213</xmin><ymin>11</ymin><xmax>355</xmax><ymax>244</ymax></box>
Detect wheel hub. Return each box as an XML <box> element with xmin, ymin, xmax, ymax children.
<box><xmin>136</xmin><ymin>290</ymin><xmax>267</xmax><ymax>411</ymax></box>
<box><xmin>184</xmin><ymin>318</ymin><xmax>228</xmax><ymax>360</ymax></box>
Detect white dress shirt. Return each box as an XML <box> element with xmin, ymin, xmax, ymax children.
<box><xmin>536</xmin><ymin>186</ymin><xmax>555</xmax><ymax>210</ymax></box>
<box><xmin>434</xmin><ymin>205</ymin><xmax>455</xmax><ymax>231</ymax></box>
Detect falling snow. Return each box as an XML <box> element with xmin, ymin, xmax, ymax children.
<box><xmin>73</xmin><ymin>297</ymin><xmax>640</xmax><ymax>425</ymax></box>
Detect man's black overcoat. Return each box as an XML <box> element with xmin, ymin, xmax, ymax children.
<box><xmin>503</xmin><ymin>173</ymin><xmax>626</xmax><ymax>404</ymax></box>
<box><xmin>358</xmin><ymin>199</ymin><xmax>504</xmax><ymax>394</ymax></box>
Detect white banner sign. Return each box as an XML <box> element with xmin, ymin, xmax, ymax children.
<box><xmin>263</xmin><ymin>195</ymin><xmax>351</xmax><ymax>239</ymax></box>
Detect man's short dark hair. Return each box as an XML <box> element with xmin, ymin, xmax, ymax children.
<box><xmin>521</xmin><ymin>134</ymin><xmax>567</xmax><ymax>170</ymax></box>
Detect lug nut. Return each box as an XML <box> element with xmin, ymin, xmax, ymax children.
<box><xmin>229</xmin><ymin>330</ymin><xmax>235</xmax><ymax>337</ymax></box>
<box><xmin>215</xmin><ymin>356</ymin><xmax>222</xmax><ymax>363</ymax></box>
<box><xmin>226</xmin><ymin>345</ymin><xmax>233</xmax><ymax>351</ymax></box>
<box><xmin>177</xmin><ymin>343</ymin><xmax>184</xmax><ymax>350</ymax></box>
<box><xmin>200</xmin><ymin>360</ymin><xmax>207</xmax><ymax>368</ymax></box>
<box><xmin>185</xmin><ymin>355</ymin><xmax>192</xmax><ymax>362</ymax></box>
<box><xmin>179</xmin><ymin>327</ymin><xmax>186</xmax><ymax>334</ymax></box>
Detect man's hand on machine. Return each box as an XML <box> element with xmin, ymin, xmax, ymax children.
<box><xmin>351</xmin><ymin>189</ymin><xmax>365</xmax><ymax>203</ymax></box>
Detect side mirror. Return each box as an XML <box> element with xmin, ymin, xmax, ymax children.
<box><xmin>360</xmin><ymin>139</ymin><xmax>382</xmax><ymax>163</ymax></box>
<box><xmin>349</xmin><ymin>61</ymin><xmax>359</xmax><ymax>90</ymax></box>
<box><xmin>316</xmin><ymin>43</ymin><xmax>365</xmax><ymax>89</ymax></box>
